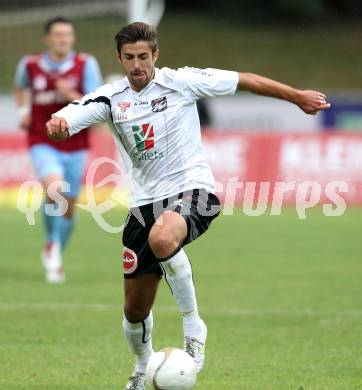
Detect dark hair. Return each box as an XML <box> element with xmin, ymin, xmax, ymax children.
<box><xmin>44</xmin><ymin>16</ymin><xmax>73</xmax><ymax>34</ymax></box>
<box><xmin>114</xmin><ymin>22</ymin><xmax>158</xmax><ymax>54</ymax></box>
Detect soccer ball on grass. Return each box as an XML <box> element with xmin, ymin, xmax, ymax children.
<box><xmin>146</xmin><ymin>347</ymin><xmax>197</xmax><ymax>390</ymax></box>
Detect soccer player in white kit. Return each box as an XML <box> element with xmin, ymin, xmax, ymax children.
<box><xmin>46</xmin><ymin>22</ymin><xmax>330</xmax><ymax>389</ymax></box>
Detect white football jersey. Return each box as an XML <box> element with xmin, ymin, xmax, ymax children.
<box><xmin>54</xmin><ymin>67</ymin><xmax>239</xmax><ymax>206</ymax></box>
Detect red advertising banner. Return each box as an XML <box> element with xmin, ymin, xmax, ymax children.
<box><xmin>275</xmin><ymin>134</ymin><xmax>362</xmax><ymax>204</ymax></box>
<box><xmin>1</xmin><ymin>131</ymin><xmax>361</xmax><ymax>205</ymax></box>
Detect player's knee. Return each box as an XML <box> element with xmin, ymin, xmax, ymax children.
<box><xmin>64</xmin><ymin>209</ymin><xmax>74</xmax><ymax>219</ymax></box>
<box><xmin>124</xmin><ymin>303</ymin><xmax>149</xmax><ymax>323</ymax></box>
<box><xmin>148</xmin><ymin>229</ymin><xmax>179</xmax><ymax>259</ymax></box>
<box><xmin>64</xmin><ymin>199</ymin><xmax>75</xmax><ymax>219</ymax></box>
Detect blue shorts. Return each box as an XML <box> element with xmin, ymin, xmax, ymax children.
<box><xmin>30</xmin><ymin>144</ymin><xmax>87</xmax><ymax>198</ymax></box>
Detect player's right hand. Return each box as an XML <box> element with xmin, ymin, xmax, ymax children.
<box><xmin>296</xmin><ymin>90</ymin><xmax>331</xmax><ymax>115</ymax></box>
<box><xmin>46</xmin><ymin>116</ymin><xmax>70</xmax><ymax>141</ymax></box>
<box><xmin>20</xmin><ymin>114</ymin><xmax>31</xmax><ymax>131</ymax></box>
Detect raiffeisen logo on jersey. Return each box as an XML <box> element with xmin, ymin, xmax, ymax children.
<box><xmin>131</xmin><ymin>123</ymin><xmax>164</xmax><ymax>161</ymax></box>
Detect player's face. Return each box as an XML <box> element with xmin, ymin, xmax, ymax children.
<box><xmin>44</xmin><ymin>23</ymin><xmax>75</xmax><ymax>59</ymax></box>
<box><xmin>118</xmin><ymin>41</ymin><xmax>159</xmax><ymax>92</ymax></box>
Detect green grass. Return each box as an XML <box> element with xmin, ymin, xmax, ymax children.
<box><xmin>0</xmin><ymin>206</ymin><xmax>362</xmax><ymax>389</ymax></box>
<box><xmin>1</xmin><ymin>12</ymin><xmax>362</xmax><ymax>91</ymax></box>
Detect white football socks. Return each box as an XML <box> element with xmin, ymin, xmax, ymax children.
<box><xmin>43</xmin><ymin>241</ymin><xmax>62</xmax><ymax>271</ymax></box>
<box><xmin>123</xmin><ymin>311</ymin><xmax>154</xmax><ymax>373</ymax></box>
<box><xmin>161</xmin><ymin>249</ymin><xmax>204</xmax><ymax>339</ymax></box>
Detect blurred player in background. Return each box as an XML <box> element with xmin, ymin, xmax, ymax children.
<box><xmin>45</xmin><ymin>22</ymin><xmax>330</xmax><ymax>389</ymax></box>
<box><xmin>14</xmin><ymin>17</ymin><xmax>102</xmax><ymax>283</ymax></box>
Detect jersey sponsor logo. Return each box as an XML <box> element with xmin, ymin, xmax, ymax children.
<box><xmin>115</xmin><ymin>101</ymin><xmax>131</xmax><ymax>120</ymax></box>
<box><xmin>134</xmin><ymin>101</ymin><xmax>148</xmax><ymax>106</ymax></box>
<box><xmin>151</xmin><ymin>96</ymin><xmax>167</xmax><ymax>112</ymax></box>
<box><xmin>34</xmin><ymin>91</ymin><xmax>67</xmax><ymax>105</ymax></box>
<box><xmin>118</xmin><ymin>101</ymin><xmax>131</xmax><ymax>113</ymax></box>
<box><xmin>123</xmin><ymin>247</ymin><xmax>138</xmax><ymax>274</ymax></box>
<box><xmin>116</xmin><ymin>102</ymin><xmax>131</xmax><ymax>121</ymax></box>
<box><xmin>132</xmin><ymin>124</ymin><xmax>155</xmax><ymax>151</ymax></box>
<box><xmin>132</xmin><ymin>150</ymin><xmax>164</xmax><ymax>161</ymax></box>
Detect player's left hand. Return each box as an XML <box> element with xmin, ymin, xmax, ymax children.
<box><xmin>296</xmin><ymin>90</ymin><xmax>331</xmax><ymax>115</ymax></box>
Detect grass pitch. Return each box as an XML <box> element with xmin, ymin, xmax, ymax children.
<box><xmin>0</xmin><ymin>206</ymin><xmax>362</xmax><ymax>389</ymax></box>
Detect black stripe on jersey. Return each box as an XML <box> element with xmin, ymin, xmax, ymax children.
<box><xmin>76</xmin><ymin>95</ymin><xmax>114</xmax><ymax>123</ymax></box>
<box><xmin>110</xmin><ymin>86</ymin><xmax>129</xmax><ymax>98</ymax></box>
<box><xmin>83</xmin><ymin>96</ymin><xmax>111</xmax><ymax>110</ymax></box>
<box><xmin>69</xmin><ymin>96</ymin><xmax>111</xmax><ymax>109</ymax></box>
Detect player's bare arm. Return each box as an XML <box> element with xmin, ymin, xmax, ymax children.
<box><xmin>237</xmin><ymin>72</ymin><xmax>331</xmax><ymax>115</ymax></box>
<box><xmin>46</xmin><ymin>116</ymin><xmax>70</xmax><ymax>141</ymax></box>
<box><xmin>14</xmin><ymin>85</ymin><xmax>31</xmax><ymax>130</ymax></box>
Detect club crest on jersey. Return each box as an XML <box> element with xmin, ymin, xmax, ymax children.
<box><xmin>33</xmin><ymin>75</ymin><xmax>47</xmax><ymax>90</ymax></box>
<box><xmin>151</xmin><ymin>96</ymin><xmax>167</xmax><ymax>112</ymax></box>
<box><xmin>123</xmin><ymin>247</ymin><xmax>138</xmax><ymax>274</ymax></box>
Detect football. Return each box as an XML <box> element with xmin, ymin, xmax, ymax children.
<box><xmin>146</xmin><ymin>347</ymin><xmax>197</xmax><ymax>390</ymax></box>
